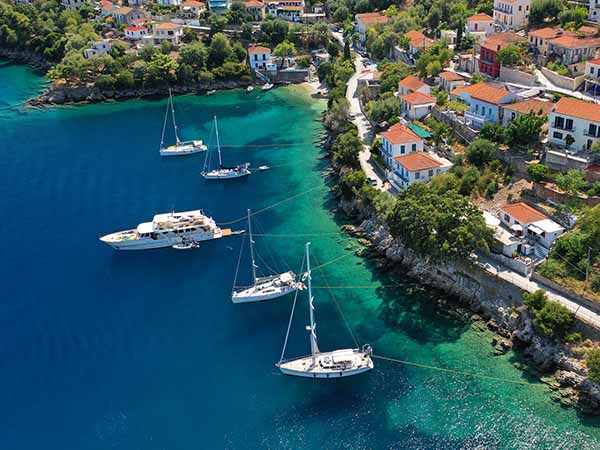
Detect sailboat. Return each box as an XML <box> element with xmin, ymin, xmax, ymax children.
<box><xmin>201</xmin><ymin>116</ymin><xmax>251</xmax><ymax>179</ymax></box>
<box><xmin>232</xmin><ymin>210</ymin><xmax>304</xmax><ymax>304</ymax></box>
<box><xmin>276</xmin><ymin>242</ymin><xmax>374</xmax><ymax>378</ymax></box>
<box><xmin>159</xmin><ymin>89</ymin><xmax>207</xmax><ymax>156</ymax></box>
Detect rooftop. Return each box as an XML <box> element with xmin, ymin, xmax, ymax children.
<box><xmin>531</xmin><ymin>218</ymin><xmax>564</xmax><ymax>234</ymax></box>
<box><xmin>550</xmin><ymin>35</ymin><xmax>600</xmax><ymax>49</ymax></box>
<box><xmin>468</xmin><ymin>13</ymin><xmax>493</xmax><ymax>21</ymax></box>
<box><xmin>553</xmin><ymin>97</ymin><xmax>600</xmax><ymax>122</ymax></box>
<box><xmin>181</xmin><ymin>0</ymin><xmax>205</xmax><ymax>6</ymax></box>
<box><xmin>380</xmin><ymin>124</ymin><xmax>421</xmax><ymax>144</ymax></box>
<box><xmin>501</xmin><ymin>202</ymin><xmax>548</xmax><ymax>224</ymax></box>
<box><xmin>460</xmin><ymin>82</ymin><xmax>510</xmax><ymax>105</ymax></box>
<box><xmin>439</xmin><ymin>71</ymin><xmax>465</xmax><ymax>81</ymax></box>
<box><xmin>587</xmin><ymin>58</ymin><xmax>600</xmax><ymax>65</ymax></box>
<box><xmin>356</xmin><ymin>12</ymin><xmax>389</xmax><ymax>25</ymax></box>
<box><xmin>155</xmin><ymin>22</ymin><xmax>183</xmax><ymax>30</ymax></box>
<box><xmin>406</xmin><ymin>30</ymin><xmax>435</xmax><ymax>48</ymax></box>
<box><xmin>113</xmin><ymin>6</ymin><xmax>133</xmax><ymax>14</ymax></box>
<box><xmin>502</xmin><ymin>98</ymin><xmax>554</xmax><ymax>115</ymax></box>
<box><xmin>394</xmin><ymin>152</ymin><xmax>443</xmax><ymax>171</ymax></box>
<box><xmin>248</xmin><ymin>45</ymin><xmax>271</xmax><ymax>54</ymax></box>
<box><xmin>399</xmin><ymin>75</ymin><xmax>426</xmax><ymax>92</ymax></box>
<box><xmin>481</xmin><ymin>32</ymin><xmax>526</xmax><ymax>51</ymax></box>
<box><xmin>243</xmin><ymin>0</ymin><xmax>263</xmax><ymax>6</ymax></box>
<box><xmin>400</xmin><ymin>91</ymin><xmax>436</xmax><ymax>105</ymax></box>
<box><xmin>126</xmin><ymin>25</ymin><xmax>146</xmax><ymax>31</ymax></box>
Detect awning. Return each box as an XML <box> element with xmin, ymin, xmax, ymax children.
<box><xmin>510</xmin><ymin>224</ymin><xmax>523</xmax><ymax>232</ymax></box>
<box><xmin>528</xmin><ymin>225</ymin><xmax>543</xmax><ymax>235</ymax></box>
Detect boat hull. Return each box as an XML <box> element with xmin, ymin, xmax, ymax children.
<box><xmin>160</xmin><ymin>142</ymin><xmax>207</xmax><ymax>156</ymax></box>
<box><xmin>201</xmin><ymin>169</ymin><xmax>250</xmax><ymax>180</ymax></box>
<box><xmin>100</xmin><ymin>230</ymin><xmax>221</xmax><ymax>250</ymax></box>
<box><xmin>278</xmin><ymin>350</ymin><xmax>373</xmax><ymax>378</ymax></box>
<box><xmin>232</xmin><ymin>285</ymin><xmax>297</xmax><ymax>303</ymax></box>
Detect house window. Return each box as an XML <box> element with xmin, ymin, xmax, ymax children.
<box><xmin>411</xmin><ymin>144</ymin><xmax>416</xmax><ymax>151</ymax></box>
<box><xmin>554</xmin><ymin>116</ymin><xmax>564</xmax><ymax>128</ymax></box>
<box><xmin>590</xmin><ymin>124</ymin><xmax>597</xmax><ymax>136</ymax></box>
<box><xmin>428</xmin><ymin>169</ymin><xmax>434</xmax><ymax>177</ymax></box>
<box><xmin>565</xmin><ymin>118</ymin><xmax>573</xmax><ymax>130</ymax></box>
<box><xmin>415</xmin><ymin>171</ymin><xmax>420</xmax><ymax>179</ymax></box>
<box><xmin>504</xmin><ymin>214</ymin><xmax>510</xmax><ymax>222</ymax></box>
<box><xmin>592</xmin><ymin>67</ymin><xmax>596</xmax><ymax>75</ymax></box>
<box><xmin>401</xmin><ymin>145</ymin><xmax>405</xmax><ymax>154</ymax></box>
<box><xmin>553</xmin><ymin>131</ymin><xmax>563</xmax><ymax>139</ymax></box>
<box><xmin>518</xmin><ymin>5</ymin><xmax>521</xmax><ymax>10</ymax></box>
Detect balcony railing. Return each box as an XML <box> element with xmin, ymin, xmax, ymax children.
<box><xmin>494</xmin><ymin>6</ymin><xmax>512</xmax><ymax>14</ymax></box>
<box><xmin>553</xmin><ymin>124</ymin><xmax>576</xmax><ymax>132</ymax></box>
<box><xmin>393</xmin><ymin>171</ymin><xmax>409</xmax><ymax>183</ymax></box>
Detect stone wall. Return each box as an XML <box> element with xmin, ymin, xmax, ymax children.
<box><xmin>432</xmin><ymin>107</ymin><xmax>478</xmax><ymax>144</ymax></box>
<box><xmin>545</xmin><ymin>149</ymin><xmax>590</xmax><ymax>173</ymax></box>
<box><xmin>500</xmin><ymin>66</ymin><xmax>536</xmax><ymax>86</ymax></box>
<box><xmin>533</xmin><ymin>181</ymin><xmax>600</xmax><ymax>207</ymax></box>
<box><xmin>541</xmin><ymin>67</ymin><xmax>586</xmax><ymax>91</ymax></box>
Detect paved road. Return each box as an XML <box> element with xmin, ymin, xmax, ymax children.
<box><xmin>534</xmin><ymin>69</ymin><xmax>600</xmax><ymax>104</ymax></box>
<box><xmin>332</xmin><ymin>32</ymin><xmax>390</xmax><ymax>192</ymax></box>
<box><xmin>479</xmin><ymin>255</ymin><xmax>600</xmax><ymax>329</ymax></box>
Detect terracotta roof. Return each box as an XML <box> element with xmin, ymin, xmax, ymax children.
<box><xmin>248</xmin><ymin>45</ymin><xmax>271</xmax><ymax>54</ymax></box>
<box><xmin>550</xmin><ymin>35</ymin><xmax>600</xmax><ymax>49</ymax></box>
<box><xmin>440</xmin><ymin>71</ymin><xmax>464</xmax><ymax>81</ymax></box>
<box><xmin>356</xmin><ymin>12</ymin><xmax>389</xmax><ymax>25</ymax></box>
<box><xmin>181</xmin><ymin>0</ymin><xmax>205</xmax><ymax>6</ymax></box>
<box><xmin>460</xmin><ymin>82</ymin><xmax>510</xmax><ymax>105</ymax></box>
<box><xmin>468</xmin><ymin>13</ymin><xmax>492</xmax><ymax>21</ymax></box>
<box><xmin>588</xmin><ymin>58</ymin><xmax>600</xmax><ymax>65</ymax></box>
<box><xmin>451</xmin><ymin>85</ymin><xmax>467</xmax><ymax>97</ymax></box>
<box><xmin>528</xmin><ymin>27</ymin><xmax>562</xmax><ymax>40</ymax></box>
<box><xmin>553</xmin><ymin>97</ymin><xmax>600</xmax><ymax>122</ymax></box>
<box><xmin>132</xmin><ymin>18</ymin><xmax>152</xmax><ymax>25</ymax></box>
<box><xmin>380</xmin><ymin>124</ymin><xmax>421</xmax><ymax>145</ymax></box>
<box><xmin>102</xmin><ymin>2</ymin><xmax>115</xmax><ymax>10</ymax></box>
<box><xmin>155</xmin><ymin>22</ymin><xmax>183</xmax><ymax>30</ymax></box>
<box><xmin>394</xmin><ymin>152</ymin><xmax>443</xmax><ymax>171</ymax></box>
<box><xmin>400</xmin><ymin>91</ymin><xmax>436</xmax><ymax>105</ymax></box>
<box><xmin>481</xmin><ymin>32</ymin><xmax>525</xmax><ymax>51</ymax></box>
<box><xmin>579</xmin><ymin>25</ymin><xmax>597</xmax><ymax>36</ymax></box>
<box><xmin>244</xmin><ymin>0</ymin><xmax>263</xmax><ymax>7</ymax></box>
<box><xmin>501</xmin><ymin>202</ymin><xmax>548</xmax><ymax>224</ymax></box>
<box><xmin>502</xmin><ymin>98</ymin><xmax>554</xmax><ymax>115</ymax></box>
<box><xmin>398</xmin><ymin>75</ymin><xmax>426</xmax><ymax>92</ymax></box>
<box><xmin>126</xmin><ymin>25</ymin><xmax>146</xmax><ymax>31</ymax></box>
<box><xmin>587</xmin><ymin>165</ymin><xmax>600</xmax><ymax>175</ymax></box>
<box><xmin>405</xmin><ymin>30</ymin><xmax>434</xmax><ymax>48</ymax></box>
<box><xmin>279</xmin><ymin>5</ymin><xmax>303</xmax><ymax>10</ymax></box>
<box><xmin>113</xmin><ymin>6</ymin><xmax>133</xmax><ymax>14</ymax></box>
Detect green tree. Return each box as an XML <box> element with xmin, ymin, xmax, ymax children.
<box><xmin>534</xmin><ymin>300</ymin><xmax>574</xmax><ymax>337</ymax></box>
<box><xmin>144</xmin><ymin>52</ymin><xmax>178</xmax><ymax>85</ymax></box>
<box><xmin>559</xmin><ymin>6</ymin><xmax>587</xmax><ymax>29</ymax></box>
<box><xmin>333</xmin><ymin>129</ymin><xmax>363</xmax><ymax>170</ymax></box>
<box><xmin>506</xmin><ymin>111</ymin><xmax>546</xmax><ymax>148</ymax></box>
<box><xmin>466</xmin><ymin>139</ymin><xmax>497</xmax><ymax>168</ymax></box>
<box><xmin>479</xmin><ymin>122</ymin><xmax>506</xmax><ymax>143</ymax></box>
<box><xmin>273</xmin><ymin>40</ymin><xmax>296</xmax><ymax>68</ymax></box>
<box><xmin>179</xmin><ymin>41</ymin><xmax>208</xmax><ymax>70</ymax></box>
<box><xmin>528</xmin><ymin>163</ymin><xmax>550</xmax><ymax>182</ymax></box>
<box><xmin>530</xmin><ymin>0</ymin><xmax>564</xmax><ymax>25</ymax></box>
<box><xmin>497</xmin><ymin>44</ymin><xmax>522</xmax><ymax>66</ymax></box>
<box><xmin>524</xmin><ymin>289</ymin><xmax>547</xmax><ymax>312</ymax></box>
<box><xmin>343</xmin><ymin>39</ymin><xmax>351</xmax><ymax>60</ymax></box>
<box><xmin>556</xmin><ymin>169</ymin><xmax>587</xmax><ymax>196</ymax></box>
<box><xmin>208</xmin><ymin>33</ymin><xmax>233</xmax><ymax>68</ymax></box>
<box><xmin>115</xmin><ymin>69</ymin><xmax>135</xmax><ymax>89</ymax></box>
<box><xmin>340</xmin><ymin>170</ymin><xmax>367</xmax><ymax>199</ymax></box>
<box><xmin>587</xmin><ymin>349</ymin><xmax>600</xmax><ymax>383</ymax></box>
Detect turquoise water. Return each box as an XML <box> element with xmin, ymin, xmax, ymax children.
<box><xmin>1</xmin><ymin>62</ymin><xmax>600</xmax><ymax>449</ymax></box>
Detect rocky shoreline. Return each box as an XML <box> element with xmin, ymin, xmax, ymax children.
<box><xmin>0</xmin><ymin>48</ymin><xmax>52</xmax><ymax>71</ymax></box>
<box><xmin>320</xmin><ymin>120</ymin><xmax>600</xmax><ymax>415</ymax></box>
<box><xmin>27</xmin><ymin>79</ymin><xmax>253</xmax><ymax>106</ymax></box>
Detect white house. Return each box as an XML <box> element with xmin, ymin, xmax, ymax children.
<box><xmin>466</xmin><ymin>13</ymin><xmax>494</xmax><ymax>41</ymax></box>
<box><xmin>379</xmin><ymin>123</ymin><xmax>424</xmax><ymax>168</ymax></box>
<box><xmin>584</xmin><ymin>58</ymin><xmax>600</xmax><ymax>96</ymax></box>
<box><xmin>405</xmin><ymin>30</ymin><xmax>434</xmax><ymax>55</ymax></box>
<box><xmin>83</xmin><ymin>40</ymin><xmax>111</xmax><ymax>59</ymax></box>
<box><xmin>248</xmin><ymin>45</ymin><xmax>276</xmax><ymax>71</ymax></box>
<box><xmin>355</xmin><ymin>12</ymin><xmax>389</xmax><ymax>44</ymax></box>
<box><xmin>457</xmin><ymin>82</ymin><xmax>515</xmax><ymax>129</ymax></box>
<box><xmin>548</xmin><ymin>97</ymin><xmax>600</xmax><ymax>151</ymax></box>
<box><xmin>493</xmin><ymin>0</ymin><xmax>531</xmax><ymax>31</ymax></box>
<box><xmin>158</xmin><ymin>0</ymin><xmax>182</xmax><ymax>4</ymax></box>
<box><xmin>500</xmin><ymin>98</ymin><xmax>554</xmax><ymax>127</ymax></box>
<box><xmin>180</xmin><ymin>0</ymin><xmax>206</xmax><ymax>15</ymax></box>
<box><xmin>438</xmin><ymin>71</ymin><xmax>466</xmax><ymax>93</ymax></box>
<box><xmin>125</xmin><ymin>25</ymin><xmax>148</xmax><ymax>40</ymax></box>
<box><xmin>590</xmin><ymin>0</ymin><xmax>600</xmax><ymax>21</ymax></box>
<box><xmin>113</xmin><ymin>7</ymin><xmax>146</xmax><ymax>25</ymax></box>
<box><xmin>500</xmin><ymin>202</ymin><xmax>564</xmax><ymax>249</ymax></box>
<box><xmin>398</xmin><ymin>75</ymin><xmax>430</xmax><ymax>96</ymax></box>
<box><xmin>153</xmin><ymin>22</ymin><xmax>184</xmax><ymax>46</ymax></box>
<box><xmin>440</xmin><ymin>30</ymin><xmax>457</xmax><ymax>48</ymax></box>
<box><xmin>399</xmin><ymin>91</ymin><xmax>436</xmax><ymax>120</ymax></box>
<box><xmin>389</xmin><ymin>151</ymin><xmax>452</xmax><ymax>189</ymax></box>
<box><xmin>100</xmin><ymin>0</ymin><xmax>118</xmax><ymax>16</ymax></box>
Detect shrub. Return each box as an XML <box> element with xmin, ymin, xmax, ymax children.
<box><xmin>528</xmin><ymin>163</ymin><xmax>550</xmax><ymax>182</ymax></box>
<box><xmin>466</xmin><ymin>139</ymin><xmax>497</xmax><ymax>168</ymax></box>
<box><xmin>592</xmin><ymin>274</ymin><xmax>600</xmax><ymax>293</ymax></box>
<box><xmin>537</xmin><ymin>259</ymin><xmax>568</xmax><ymax>279</ymax></box>
<box><xmin>295</xmin><ymin>55</ymin><xmax>311</xmax><ymax>68</ymax></box>
<box><xmin>524</xmin><ymin>289</ymin><xmax>547</xmax><ymax>312</ymax></box>
<box><xmin>479</xmin><ymin>122</ymin><xmax>505</xmax><ymax>144</ymax></box>
<box><xmin>340</xmin><ymin>170</ymin><xmax>367</xmax><ymax>200</ymax></box>
<box><xmin>588</xmin><ymin>349</ymin><xmax>600</xmax><ymax>382</ymax></box>
<box><xmin>566</xmin><ymin>332</ymin><xmax>583</xmax><ymax>344</ymax></box>
<box><xmin>535</xmin><ymin>300</ymin><xmax>575</xmax><ymax>338</ymax></box>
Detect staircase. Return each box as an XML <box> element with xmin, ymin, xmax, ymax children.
<box><xmin>533</xmin><ymin>245</ymin><xmax>549</xmax><ymax>260</ymax></box>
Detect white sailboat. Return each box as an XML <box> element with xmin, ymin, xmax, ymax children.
<box><xmin>159</xmin><ymin>89</ymin><xmax>207</xmax><ymax>157</ymax></box>
<box><xmin>201</xmin><ymin>116</ymin><xmax>251</xmax><ymax>180</ymax></box>
<box><xmin>276</xmin><ymin>242</ymin><xmax>374</xmax><ymax>378</ymax></box>
<box><xmin>232</xmin><ymin>210</ymin><xmax>304</xmax><ymax>304</ymax></box>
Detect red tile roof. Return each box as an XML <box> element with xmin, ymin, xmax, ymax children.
<box><xmin>405</xmin><ymin>30</ymin><xmax>434</xmax><ymax>48</ymax></box>
<box><xmin>244</xmin><ymin>0</ymin><xmax>263</xmax><ymax>7</ymax></box>
<box><xmin>460</xmin><ymin>82</ymin><xmax>510</xmax><ymax>105</ymax></box>
<box><xmin>181</xmin><ymin>0</ymin><xmax>205</xmax><ymax>6</ymax></box>
<box><xmin>126</xmin><ymin>25</ymin><xmax>146</xmax><ymax>31</ymax></box>
<box><xmin>587</xmin><ymin>165</ymin><xmax>600</xmax><ymax>175</ymax></box>
<box><xmin>356</xmin><ymin>12</ymin><xmax>389</xmax><ymax>25</ymax></box>
<box><xmin>394</xmin><ymin>152</ymin><xmax>443</xmax><ymax>171</ymax></box>
<box><xmin>553</xmin><ymin>97</ymin><xmax>600</xmax><ymax>122</ymax></box>
<box><xmin>528</xmin><ymin>27</ymin><xmax>562</xmax><ymax>40</ymax></box>
<box><xmin>400</xmin><ymin>91</ymin><xmax>436</xmax><ymax>105</ymax></box>
<box><xmin>440</xmin><ymin>71</ymin><xmax>465</xmax><ymax>81</ymax></box>
<box><xmin>468</xmin><ymin>13</ymin><xmax>493</xmax><ymax>21</ymax></box>
<box><xmin>155</xmin><ymin>22</ymin><xmax>183</xmax><ymax>30</ymax></box>
<box><xmin>588</xmin><ymin>58</ymin><xmax>600</xmax><ymax>65</ymax></box>
<box><xmin>481</xmin><ymin>32</ymin><xmax>525</xmax><ymax>51</ymax></box>
<box><xmin>248</xmin><ymin>45</ymin><xmax>271</xmax><ymax>54</ymax></box>
<box><xmin>550</xmin><ymin>35</ymin><xmax>600</xmax><ymax>49</ymax></box>
<box><xmin>102</xmin><ymin>1</ymin><xmax>114</xmax><ymax>11</ymax></box>
<box><xmin>398</xmin><ymin>75</ymin><xmax>426</xmax><ymax>92</ymax></box>
<box><xmin>380</xmin><ymin>124</ymin><xmax>421</xmax><ymax>144</ymax></box>
<box><xmin>501</xmin><ymin>202</ymin><xmax>548</xmax><ymax>224</ymax></box>
<box><xmin>502</xmin><ymin>98</ymin><xmax>554</xmax><ymax>115</ymax></box>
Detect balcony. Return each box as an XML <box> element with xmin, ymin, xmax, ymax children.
<box><xmin>464</xmin><ymin>111</ymin><xmax>487</xmax><ymax>129</ymax></box>
<box><xmin>494</xmin><ymin>6</ymin><xmax>512</xmax><ymax>14</ymax></box>
<box><xmin>553</xmin><ymin>124</ymin><xmax>576</xmax><ymax>133</ymax></box>
<box><xmin>393</xmin><ymin>171</ymin><xmax>409</xmax><ymax>183</ymax></box>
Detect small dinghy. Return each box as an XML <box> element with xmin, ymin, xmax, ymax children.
<box><xmin>231</xmin><ymin>210</ymin><xmax>304</xmax><ymax>304</ymax></box>
<box><xmin>247</xmin><ymin>86</ymin><xmax>254</xmax><ymax>92</ymax></box>
<box><xmin>262</xmin><ymin>83</ymin><xmax>274</xmax><ymax>91</ymax></box>
<box><xmin>258</xmin><ymin>165</ymin><xmax>270</xmax><ymax>171</ymax></box>
<box><xmin>172</xmin><ymin>239</ymin><xmax>200</xmax><ymax>250</ymax></box>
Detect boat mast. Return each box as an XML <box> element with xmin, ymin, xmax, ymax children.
<box><xmin>305</xmin><ymin>242</ymin><xmax>319</xmax><ymax>363</ymax></box>
<box><xmin>247</xmin><ymin>209</ymin><xmax>257</xmax><ymax>285</ymax></box>
<box><xmin>170</xmin><ymin>88</ymin><xmax>180</xmax><ymax>144</ymax></box>
<box><xmin>160</xmin><ymin>91</ymin><xmax>170</xmax><ymax>150</ymax></box>
<box><xmin>214</xmin><ymin>115</ymin><xmax>223</xmax><ymax>167</ymax></box>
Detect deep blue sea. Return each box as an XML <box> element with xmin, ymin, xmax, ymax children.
<box><xmin>1</xmin><ymin>61</ymin><xmax>600</xmax><ymax>449</ymax></box>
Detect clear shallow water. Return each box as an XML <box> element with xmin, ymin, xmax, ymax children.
<box><xmin>1</xmin><ymin>63</ymin><xmax>600</xmax><ymax>449</ymax></box>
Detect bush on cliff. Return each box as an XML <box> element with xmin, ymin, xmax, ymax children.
<box><xmin>332</xmin><ymin>128</ymin><xmax>362</xmax><ymax>170</ymax></box>
<box><xmin>524</xmin><ymin>289</ymin><xmax>574</xmax><ymax>338</ymax></box>
<box><xmin>386</xmin><ymin>183</ymin><xmax>493</xmax><ymax>259</ymax></box>
<box><xmin>587</xmin><ymin>349</ymin><xmax>600</xmax><ymax>383</ymax></box>
<box><xmin>340</xmin><ymin>170</ymin><xmax>367</xmax><ymax>200</ymax></box>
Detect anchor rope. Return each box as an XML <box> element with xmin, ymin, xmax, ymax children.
<box><xmin>279</xmin><ymin>254</ymin><xmax>306</xmax><ymax>363</ymax></box>
<box><xmin>371</xmin><ymin>355</ymin><xmax>531</xmax><ymax>386</ymax></box>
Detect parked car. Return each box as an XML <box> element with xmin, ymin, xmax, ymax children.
<box><xmin>367</xmin><ymin>177</ymin><xmax>378</xmax><ymax>186</ymax></box>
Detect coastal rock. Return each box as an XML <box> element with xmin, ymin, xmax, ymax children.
<box><xmin>555</xmin><ymin>370</ymin><xmax>584</xmax><ymax>388</ymax></box>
